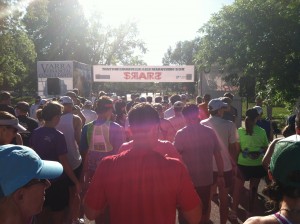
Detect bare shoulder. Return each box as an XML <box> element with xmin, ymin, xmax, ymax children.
<box><xmin>244</xmin><ymin>215</ymin><xmax>277</xmax><ymax>224</ymax></box>
<box><xmin>73</xmin><ymin>114</ymin><xmax>82</xmax><ymax>126</ymax></box>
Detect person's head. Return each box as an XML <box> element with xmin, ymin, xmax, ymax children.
<box><xmin>173</xmin><ymin>101</ymin><xmax>184</xmax><ymax>113</ymax></box>
<box><xmin>98</xmin><ymin>91</ymin><xmax>107</xmax><ymax>97</ymax></box>
<box><xmin>35</xmin><ymin>109</ymin><xmax>44</xmax><ymax>125</ymax></box>
<box><xmin>224</xmin><ymin>92</ymin><xmax>234</xmax><ymax>100</ymax></box>
<box><xmin>83</xmin><ymin>100</ymin><xmax>93</xmax><ymax>110</ymax></box>
<box><xmin>0</xmin><ymin>144</ymin><xmax>63</xmax><ymax>219</ymax></box>
<box><xmin>203</xmin><ymin>94</ymin><xmax>211</xmax><ymax>103</ymax></box>
<box><xmin>182</xmin><ymin>104</ymin><xmax>199</xmax><ymax>124</ymax></box>
<box><xmin>130</xmin><ymin>94</ymin><xmax>138</xmax><ymax>101</ymax></box>
<box><xmin>245</xmin><ymin>108</ymin><xmax>259</xmax><ymax>135</ymax></box>
<box><xmin>95</xmin><ymin>96</ymin><xmax>114</xmax><ymax>119</ymax></box>
<box><xmin>15</xmin><ymin>101</ymin><xmax>30</xmax><ymax>116</ymax></box>
<box><xmin>253</xmin><ymin>106</ymin><xmax>263</xmax><ymax>120</ymax></box>
<box><xmin>196</xmin><ymin>96</ymin><xmax>202</xmax><ymax>105</ymax></box>
<box><xmin>170</xmin><ymin>94</ymin><xmax>181</xmax><ymax>105</ymax></box>
<box><xmin>65</xmin><ymin>91</ymin><xmax>79</xmax><ymax>105</ymax></box>
<box><xmin>0</xmin><ymin>112</ymin><xmax>26</xmax><ymax>144</ymax></box>
<box><xmin>34</xmin><ymin>96</ymin><xmax>41</xmax><ymax>104</ymax></box>
<box><xmin>154</xmin><ymin>96</ymin><xmax>162</xmax><ymax>103</ymax></box>
<box><xmin>114</xmin><ymin>100</ymin><xmax>126</xmax><ymax>115</ymax></box>
<box><xmin>281</xmin><ymin>125</ymin><xmax>296</xmax><ymax>138</ymax></box>
<box><xmin>72</xmin><ymin>88</ymin><xmax>79</xmax><ymax>96</ymax></box>
<box><xmin>0</xmin><ymin>91</ymin><xmax>12</xmax><ymax>105</ymax></box>
<box><xmin>263</xmin><ymin>140</ymin><xmax>300</xmax><ymax>209</ymax></box>
<box><xmin>208</xmin><ymin>98</ymin><xmax>228</xmax><ymax>117</ymax></box>
<box><xmin>41</xmin><ymin>101</ymin><xmax>63</xmax><ymax>124</ymax></box>
<box><xmin>255</xmin><ymin>96</ymin><xmax>263</xmax><ymax>107</ymax></box>
<box><xmin>146</xmin><ymin>96</ymin><xmax>153</xmax><ymax>104</ymax></box>
<box><xmin>59</xmin><ymin>96</ymin><xmax>74</xmax><ymax>113</ymax></box>
<box><xmin>153</xmin><ymin>103</ymin><xmax>163</xmax><ymax>118</ymax></box>
<box><xmin>180</xmin><ymin>94</ymin><xmax>188</xmax><ymax>104</ymax></box>
<box><xmin>220</xmin><ymin>97</ymin><xmax>231</xmax><ymax>112</ymax></box>
<box><xmin>139</xmin><ymin>97</ymin><xmax>146</xmax><ymax>103</ymax></box>
<box><xmin>128</xmin><ymin>103</ymin><xmax>160</xmax><ymax>145</ymax></box>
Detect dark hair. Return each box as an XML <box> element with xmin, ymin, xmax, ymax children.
<box><xmin>170</xmin><ymin>94</ymin><xmax>181</xmax><ymax>105</ymax></box>
<box><xmin>128</xmin><ymin>103</ymin><xmax>159</xmax><ymax>127</ymax></box>
<box><xmin>146</xmin><ymin>96</ymin><xmax>152</xmax><ymax>104</ymax></box>
<box><xmin>282</xmin><ymin>125</ymin><xmax>296</xmax><ymax>137</ymax></box>
<box><xmin>41</xmin><ymin>101</ymin><xmax>63</xmax><ymax>121</ymax></box>
<box><xmin>182</xmin><ymin>104</ymin><xmax>199</xmax><ymax>119</ymax></box>
<box><xmin>114</xmin><ymin>100</ymin><xmax>126</xmax><ymax>116</ymax></box>
<box><xmin>95</xmin><ymin>96</ymin><xmax>113</xmax><ymax>114</ymax></box>
<box><xmin>154</xmin><ymin>96</ymin><xmax>162</xmax><ymax>103</ymax></box>
<box><xmin>224</xmin><ymin>92</ymin><xmax>234</xmax><ymax>100</ymax></box>
<box><xmin>245</xmin><ymin>108</ymin><xmax>259</xmax><ymax>135</ymax></box>
<box><xmin>263</xmin><ymin>171</ymin><xmax>300</xmax><ymax>212</ymax></box>
<box><xmin>196</xmin><ymin>96</ymin><xmax>202</xmax><ymax>104</ymax></box>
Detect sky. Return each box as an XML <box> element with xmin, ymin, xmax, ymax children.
<box><xmin>79</xmin><ymin>0</ymin><xmax>235</xmax><ymax>65</ymax></box>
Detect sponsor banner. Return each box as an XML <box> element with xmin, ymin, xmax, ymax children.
<box><xmin>37</xmin><ymin>61</ymin><xmax>74</xmax><ymax>78</ymax></box>
<box><xmin>93</xmin><ymin>65</ymin><xmax>194</xmax><ymax>82</ymax></box>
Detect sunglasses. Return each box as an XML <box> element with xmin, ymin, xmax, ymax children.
<box><xmin>24</xmin><ymin>179</ymin><xmax>49</xmax><ymax>188</ymax></box>
<box><xmin>0</xmin><ymin>125</ymin><xmax>18</xmax><ymax>133</ymax></box>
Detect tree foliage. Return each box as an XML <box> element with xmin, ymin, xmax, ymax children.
<box><xmin>195</xmin><ymin>0</ymin><xmax>300</xmax><ymax>106</ymax></box>
<box><xmin>0</xmin><ymin>0</ymin><xmax>36</xmax><ymax>91</ymax></box>
<box><xmin>162</xmin><ymin>39</ymin><xmax>200</xmax><ymax>94</ymax></box>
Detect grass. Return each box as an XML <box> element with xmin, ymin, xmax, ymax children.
<box><xmin>242</xmin><ymin>102</ymin><xmax>290</xmax><ymax>129</ymax></box>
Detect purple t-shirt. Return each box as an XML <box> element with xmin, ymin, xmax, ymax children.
<box><xmin>174</xmin><ymin>123</ymin><xmax>221</xmax><ymax>187</ymax></box>
<box><xmin>29</xmin><ymin>127</ymin><xmax>68</xmax><ymax>163</ymax></box>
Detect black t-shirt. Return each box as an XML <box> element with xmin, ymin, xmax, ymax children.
<box><xmin>17</xmin><ymin>115</ymin><xmax>39</xmax><ymax>146</ymax></box>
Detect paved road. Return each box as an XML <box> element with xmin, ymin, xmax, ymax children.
<box><xmin>209</xmin><ymin>178</ymin><xmax>269</xmax><ymax>224</ymax></box>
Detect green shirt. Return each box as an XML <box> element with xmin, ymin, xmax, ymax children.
<box><xmin>237</xmin><ymin>125</ymin><xmax>269</xmax><ymax>166</ymax></box>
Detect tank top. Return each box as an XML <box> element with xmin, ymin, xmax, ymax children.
<box><xmin>273</xmin><ymin>212</ymin><xmax>293</xmax><ymax>224</ymax></box>
<box><xmin>56</xmin><ymin>113</ymin><xmax>82</xmax><ymax>170</ymax></box>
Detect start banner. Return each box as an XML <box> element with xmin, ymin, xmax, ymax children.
<box><xmin>93</xmin><ymin>65</ymin><xmax>194</xmax><ymax>82</ymax></box>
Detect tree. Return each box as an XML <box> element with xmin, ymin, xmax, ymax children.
<box><xmin>0</xmin><ymin>0</ymin><xmax>36</xmax><ymax>91</ymax></box>
<box><xmin>24</xmin><ymin>0</ymin><xmax>91</xmax><ymax>63</ymax></box>
<box><xmin>162</xmin><ymin>38</ymin><xmax>200</xmax><ymax>66</ymax></box>
<box><xmin>195</xmin><ymin>0</ymin><xmax>300</xmax><ymax>106</ymax></box>
<box><xmin>162</xmin><ymin>39</ymin><xmax>200</xmax><ymax>95</ymax></box>
<box><xmin>87</xmin><ymin>17</ymin><xmax>147</xmax><ymax>65</ymax></box>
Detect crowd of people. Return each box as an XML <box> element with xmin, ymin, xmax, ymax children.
<box><xmin>0</xmin><ymin>89</ymin><xmax>300</xmax><ymax>224</ymax></box>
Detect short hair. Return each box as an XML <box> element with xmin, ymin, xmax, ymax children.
<box><xmin>196</xmin><ymin>96</ymin><xmax>202</xmax><ymax>104</ymax></box>
<box><xmin>41</xmin><ymin>101</ymin><xmax>63</xmax><ymax>121</ymax></box>
<box><xmin>170</xmin><ymin>94</ymin><xmax>181</xmax><ymax>105</ymax></box>
<box><xmin>65</xmin><ymin>91</ymin><xmax>77</xmax><ymax>98</ymax></box>
<box><xmin>224</xmin><ymin>92</ymin><xmax>234</xmax><ymax>100</ymax></box>
<box><xmin>0</xmin><ymin>91</ymin><xmax>11</xmax><ymax>101</ymax></box>
<box><xmin>154</xmin><ymin>96</ymin><xmax>162</xmax><ymax>103</ymax></box>
<box><xmin>0</xmin><ymin>111</ymin><xmax>16</xmax><ymax>120</ymax></box>
<box><xmin>146</xmin><ymin>96</ymin><xmax>153</xmax><ymax>104</ymax></box>
<box><xmin>95</xmin><ymin>96</ymin><xmax>113</xmax><ymax>114</ymax></box>
<box><xmin>203</xmin><ymin>94</ymin><xmax>211</xmax><ymax>102</ymax></box>
<box><xmin>182</xmin><ymin>104</ymin><xmax>199</xmax><ymax>119</ymax></box>
<box><xmin>128</xmin><ymin>103</ymin><xmax>159</xmax><ymax>127</ymax></box>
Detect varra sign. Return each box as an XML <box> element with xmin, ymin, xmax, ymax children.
<box><xmin>37</xmin><ymin>62</ymin><xmax>73</xmax><ymax>78</ymax></box>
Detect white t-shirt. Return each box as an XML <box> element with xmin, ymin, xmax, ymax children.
<box><xmin>201</xmin><ymin>116</ymin><xmax>239</xmax><ymax>171</ymax></box>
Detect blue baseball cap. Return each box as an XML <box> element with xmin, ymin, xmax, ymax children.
<box><xmin>0</xmin><ymin>144</ymin><xmax>63</xmax><ymax>196</ymax></box>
